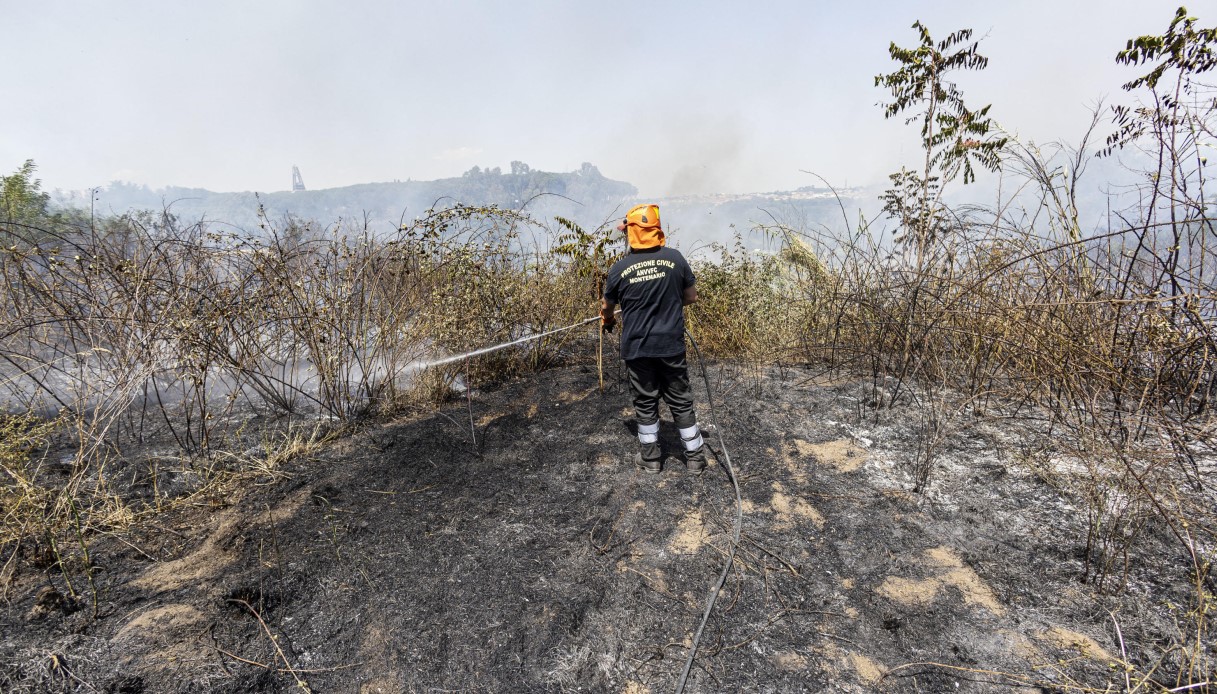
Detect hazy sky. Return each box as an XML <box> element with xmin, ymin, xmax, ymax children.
<box><xmin>2</xmin><ymin>0</ymin><xmax>1190</xmax><ymax>196</ymax></box>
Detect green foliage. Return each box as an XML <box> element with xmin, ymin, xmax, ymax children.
<box><xmin>878</xmin><ymin>168</ymin><xmax>950</xmax><ymax>249</ymax></box>
<box><xmin>551</xmin><ymin>216</ymin><xmax>622</xmax><ymax>299</ymax></box>
<box><xmin>688</xmin><ymin>239</ymin><xmax>795</xmax><ymax>359</ymax></box>
<box><xmin>875</xmin><ymin>23</ymin><xmax>1006</xmax><ymax>186</ymax></box>
<box><xmin>1117</xmin><ymin>6</ymin><xmax>1216</xmax><ymax>90</ymax></box>
<box><xmin>1104</xmin><ymin>6</ymin><xmax>1217</xmax><ymax>155</ymax></box>
<box><xmin>875</xmin><ymin>22</ymin><xmax>1006</xmax><ymax>256</ymax></box>
<box><xmin>1</xmin><ymin>160</ymin><xmax>52</xmax><ymax>230</ymax></box>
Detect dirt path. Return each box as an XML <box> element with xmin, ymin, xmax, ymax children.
<box><xmin>2</xmin><ymin>362</ymin><xmax>1186</xmax><ymax>692</ymax></box>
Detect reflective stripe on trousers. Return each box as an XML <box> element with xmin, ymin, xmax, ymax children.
<box><xmin>637</xmin><ymin>420</ymin><xmax>659</xmax><ymax>445</ymax></box>
<box><xmin>679</xmin><ymin>424</ymin><xmax>703</xmax><ymax>452</ymax></box>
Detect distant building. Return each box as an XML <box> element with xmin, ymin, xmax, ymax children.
<box><xmin>292</xmin><ymin>166</ymin><xmax>306</xmax><ymax>192</ymax></box>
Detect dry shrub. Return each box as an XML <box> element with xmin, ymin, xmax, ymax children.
<box><xmin>762</xmin><ymin>12</ymin><xmax>1217</xmax><ymax>678</ymax></box>
<box><xmin>687</xmin><ymin>238</ymin><xmax>800</xmax><ymax>361</ymax></box>
<box><xmin>0</xmin><ymin>203</ymin><xmax>633</xmax><ymax>590</ymax></box>
<box><xmin>769</xmin><ymin>101</ymin><xmax>1217</xmax><ymax>686</ymax></box>
<box><xmin>0</xmin><ymin>414</ymin><xmax>59</xmax><ymax>548</ymax></box>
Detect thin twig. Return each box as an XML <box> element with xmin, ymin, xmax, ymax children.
<box><xmin>740</xmin><ymin>534</ymin><xmax>802</xmax><ymax>577</ymax></box>
<box><xmin>623</xmin><ymin>566</ymin><xmax>685</xmax><ymax>604</ymax></box>
<box><xmin>213</xmin><ymin>644</ymin><xmax>366</xmax><ymax>675</ymax></box>
<box><xmin>228</xmin><ymin>598</ymin><xmax>312</xmax><ymax>692</ymax></box>
<box><xmin>47</xmin><ymin>652</ymin><xmax>100</xmax><ymax>693</ymax></box>
<box><xmin>722</xmin><ymin>610</ymin><xmax>792</xmax><ymax>651</ymax></box>
<box><xmin>1110</xmin><ymin>611</ymin><xmax>1132</xmax><ymax>692</ymax></box>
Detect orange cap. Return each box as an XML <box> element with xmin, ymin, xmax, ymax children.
<box><xmin>625</xmin><ymin>204</ymin><xmax>665</xmax><ymax>249</ymax></box>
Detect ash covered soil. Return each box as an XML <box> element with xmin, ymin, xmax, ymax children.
<box><xmin>1</xmin><ymin>359</ymin><xmax>1201</xmax><ymax>693</ymax></box>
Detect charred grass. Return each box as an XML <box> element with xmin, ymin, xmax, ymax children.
<box><xmin>0</xmin><ymin>146</ymin><xmax>1215</xmax><ymax>690</ymax></box>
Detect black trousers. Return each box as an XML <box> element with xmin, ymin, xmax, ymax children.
<box><xmin>626</xmin><ymin>354</ymin><xmax>698</xmax><ymax>429</ymax></box>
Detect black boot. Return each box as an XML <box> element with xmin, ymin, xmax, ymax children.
<box><xmin>685</xmin><ymin>446</ymin><xmax>707</xmax><ymax>475</ymax></box>
<box><xmin>636</xmin><ymin>441</ymin><xmax>662</xmax><ymax>474</ymax></box>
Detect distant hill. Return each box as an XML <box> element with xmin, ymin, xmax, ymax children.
<box><xmin>52</xmin><ymin>162</ymin><xmax>637</xmax><ymax>236</ymax></box>
<box><xmin>52</xmin><ymin>166</ymin><xmax>875</xmax><ymax>251</ymax></box>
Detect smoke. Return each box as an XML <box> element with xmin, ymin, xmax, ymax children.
<box><xmin>606</xmin><ymin>112</ymin><xmax>752</xmax><ymax>197</ymax></box>
<box><xmin>663</xmin><ymin>116</ymin><xmax>747</xmax><ymax>196</ymax></box>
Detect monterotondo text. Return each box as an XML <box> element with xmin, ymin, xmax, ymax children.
<box><xmin>621</xmin><ymin>258</ymin><xmax>676</xmax><ymax>284</ymax></box>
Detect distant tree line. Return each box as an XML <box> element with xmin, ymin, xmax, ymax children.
<box><xmin>45</xmin><ymin>162</ymin><xmax>637</xmax><ymax>235</ymax></box>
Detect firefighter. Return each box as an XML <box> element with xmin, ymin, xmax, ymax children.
<box><xmin>600</xmin><ymin>204</ymin><xmax>707</xmax><ymax>474</ymax></box>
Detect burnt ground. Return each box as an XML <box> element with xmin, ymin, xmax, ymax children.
<box><xmin>0</xmin><ymin>356</ymin><xmax>1208</xmax><ymax>693</ymax></box>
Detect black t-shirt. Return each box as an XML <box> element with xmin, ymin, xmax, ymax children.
<box><xmin>603</xmin><ymin>246</ymin><xmax>696</xmax><ymax>360</ymax></box>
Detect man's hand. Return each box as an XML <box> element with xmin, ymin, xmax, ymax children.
<box><xmin>601</xmin><ymin>300</ymin><xmax>617</xmax><ymax>333</ymax></box>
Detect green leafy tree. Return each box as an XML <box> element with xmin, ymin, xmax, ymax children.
<box><xmin>875</xmin><ymin>23</ymin><xmax>1006</xmax><ymax>260</ymax></box>
<box><xmin>1103</xmin><ymin>6</ymin><xmax>1215</xmax><ymax>157</ymax></box>
<box><xmin>871</xmin><ymin>23</ymin><xmax>1007</xmax><ymax>411</ymax></box>
<box><xmin>1101</xmin><ymin>7</ymin><xmax>1215</xmax><ymax>338</ymax></box>
<box><xmin>1112</xmin><ymin>7</ymin><xmax>1214</xmax><ymax>93</ymax></box>
<box><xmin>551</xmin><ymin>216</ymin><xmax>622</xmax><ymax>303</ymax></box>
<box><xmin>1</xmin><ymin>159</ymin><xmax>51</xmax><ymax>232</ymax></box>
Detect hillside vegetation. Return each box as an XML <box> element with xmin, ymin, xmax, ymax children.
<box><xmin>2</xmin><ymin>7</ymin><xmax>1216</xmax><ymax>692</ymax></box>
<box><xmin>52</xmin><ymin>162</ymin><xmax>637</xmax><ymax>237</ymax></box>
